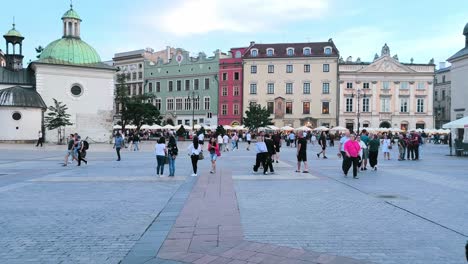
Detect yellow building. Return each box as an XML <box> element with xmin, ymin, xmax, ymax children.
<box><xmin>242</xmin><ymin>40</ymin><xmax>339</xmax><ymax>128</ymax></box>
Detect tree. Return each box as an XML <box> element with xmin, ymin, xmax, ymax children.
<box><xmin>242</xmin><ymin>104</ymin><xmax>273</xmax><ymax>131</ymax></box>
<box><xmin>44</xmin><ymin>98</ymin><xmax>73</xmax><ymax>144</ymax></box>
<box><xmin>216</xmin><ymin>125</ymin><xmax>226</xmax><ymax>136</ymax></box>
<box><xmin>122</xmin><ymin>95</ymin><xmax>162</xmax><ymax>131</ymax></box>
<box><xmin>176</xmin><ymin>125</ymin><xmax>186</xmax><ymax>138</ymax></box>
<box><xmin>114</xmin><ymin>73</ymin><xmax>130</xmax><ymax>130</ymax></box>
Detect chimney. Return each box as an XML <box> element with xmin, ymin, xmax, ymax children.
<box><xmin>250</xmin><ymin>41</ymin><xmax>255</xmax><ymax>46</ymax></box>
<box><xmin>166</xmin><ymin>46</ymin><xmax>171</xmax><ymax>61</ymax></box>
<box><xmin>439</xmin><ymin>62</ymin><xmax>446</xmax><ymax>69</ymax></box>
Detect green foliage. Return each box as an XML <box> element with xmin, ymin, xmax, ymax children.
<box><xmin>216</xmin><ymin>125</ymin><xmax>226</xmax><ymax>136</ymax></box>
<box><xmin>242</xmin><ymin>104</ymin><xmax>273</xmax><ymax>131</ymax></box>
<box><xmin>176</xmin><ymin>126</ymin><xmax>186</xmax><ymax>137</ymax></box>
<box><xmin>44</xmin><ymin>98</ymin><xmax>73</xmax><ymax>130</ymax></box>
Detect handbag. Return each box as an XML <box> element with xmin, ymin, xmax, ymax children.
<box><xmin>198</xmin><ymin>151</ymin><xmax>204</xmax><ymax>160</ymax></box>
<box><xmin>388</xmin><ymin>145</ymin><xmax>393</xmax><ymax>150</ymax></box>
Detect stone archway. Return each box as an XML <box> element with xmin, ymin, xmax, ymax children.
<box><xmin>379</xmin><ymin>121</ymin><xmax>391</xmax><ymax>128</ymax></box>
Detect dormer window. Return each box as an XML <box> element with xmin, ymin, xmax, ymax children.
<box><xmin>324</xmin><ymin>47</ymin><xmax>332</xmax><ymax>55</ymax></box>
<box><xmin>303</xmin><ymin>48</ymin><xmax>311</xmax><ymax>55</ymax></box>
<box><xmin>287</xmin><ymin>48</ymin><xmax>294</xmax><ymax>56</ymax></box>
<box><xmin>251</xmin><ymin>49</ymin><xmax>258</xmax><ymax>57</ymax></box>
<box><xmin>266</xmin><ymin>48</ymin><xmax>274</xmax><ymax>57</ymax></box>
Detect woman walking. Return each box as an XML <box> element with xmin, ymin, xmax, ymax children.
<box><xmin>188</xmin><ymin>137</ymin><xmax>202</xmax><ymax>177</ymax></box>
<box><xmin>343</xmin><ymin>134</ymin><xmax>361</xmax><ymax>179</ymax></box>
<box><xmin>368</xmin><ymin>134</ymin><xmax>380</xmax><ymax>171</ymax></box>
<box><xmin>357</xmin><ymin>136</ymin><xmax>367</xmax><ymax>171</ymax></box>
<box><xmin>317</xmin><ymin>131</ymin><xmax>328</xmax><ymax>159</ymax></box>
<box><xmin>154</xmin><ymin>137</ymin><xmax>167</xmax><ymax>177</ymax></box>
<box><xmin>167</xmin><ymin>135</ymin><xmax>178</xmax><ymax>177</ymax></box>
<box><xmin>381</xmin><ymin>134</ymin><xmax>391</xmax><ymax>160</ymax></box>
<box><xmin>208</xmin><ymin>137</ymin><xmax>220</xmax><ymax>174</ymax></box>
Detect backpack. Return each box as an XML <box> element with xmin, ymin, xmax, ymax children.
<box><xmin>83</xmin><ymin>140</ymin><xmax>89</xmax><ymax>150</ymax></box>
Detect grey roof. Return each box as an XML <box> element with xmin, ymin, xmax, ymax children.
<box><xmin>436</xmin><ymin>66</ymin><xmax>451</xmax><ymax>73</ymax></box>
<box><xmin>0</xmin><ymin>86</ymin><xmax>47</xmax><ymax>109</ymax></box>
<box><xmin>447</xmin><ymin>47</ymin><xmax>468</xmax><ymax>62</ymax></box>
<box><xmin>0</xmin><ymin>67</ymin><xmax>35</xmax><ymax>85</ymax></box>
<box><xmin>113</xmin><ymin>49</ymin><xmax>145</xmax><ymax>60</ymax></box>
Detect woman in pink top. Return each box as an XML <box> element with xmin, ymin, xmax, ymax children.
<box><xmin>344</xmin><ymin>134</ymin><xmax>361</xmax><ymax>179</ymax></box>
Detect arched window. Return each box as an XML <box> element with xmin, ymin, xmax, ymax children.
<box><xmin>287</xmin><ymin>48</ymin><xmax>294</xmax><ymax>56</ymax></box>
<box><xmin>324</xmin><ymin>47</ymin><xmax>332</xmax><ymax>55</ymax></box>
<box><xmin>266</xmin><ymin>48</ymin><xmax>274</xmax><ymax>56</ymax></box>
<box><xmin>251</xmin><ymin>49</ymin><xmax>258</xmax><ymax>57</ymax></box>
<box><xmin>303</xmin><ymin>48</ymin><xmax>311</xmax><ymax>55</ymax></box>
<box><xmin>235</xmin><ymin>51</ymin><xmax>241</xmax><ymax>58</ymax></box>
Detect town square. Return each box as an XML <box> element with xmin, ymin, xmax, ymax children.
<box><xmin>1</xmin><ymin>0</ymin><xmax>468</xmax><ymax>263</ymax></box>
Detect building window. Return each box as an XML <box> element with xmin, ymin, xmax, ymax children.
<box><xmin>417</xmin><ymin>82</ymin><xmax>425</xmax><ymax>89</ymax></box>
<box><xmin>417</xmin><ymin>98</ymin><xmax>424</xmax><ymax>112</ymax></box>
<box><xmin>324</xmin><ymin>47</ymin><xmax>332</xmax><ymax>55</ymax></box>
<box><xmin>346</xmin><ymin>98</ymin><xmax>353</xmax><ymax>112</ymax></box>
<box><xmin>235</xmin><ymin>51</ymin><xmax>241</xmax><ymax>58</ymax></box>
<box><xmin>132</xmin><ymin>84</ymin><xmax>136</xmax><ymax>95</ymax></box>
<box><xmin>400</xmin><ymin>98</ymin><xmax>408</xmax><ymax>113</ymax></box>
<box><xmin>126</xmin><ymin>73</ymin><xmax>131</xmax><ymax>81</ymax></box>
<box><xmin>267</xmin><ymin>83</ymin><xmax>275</xmax><ymax>94</ymax></box>
<box><xmin>234</xmin><ymin>72</ymin><xmax>239</xmax><ymax>80</ymax></box>
<box><xmin>194</xmin><ymin>79</ymin><xmax>199</xmax><ymax>90</ymax></box>
<box><xmin>185</xmin><ymin>80</ymin><xmax>190</xmax><ymax>90</ymax></box>
<box><xmin>442</xmin><ymin>90</ymin><xmax>446</xmax><ymax>100</ymax></box>
<box><xmin>346</xmin><ymin>82</ymin><xmax>353</xmax><ymax>89</ymax></box>
<box><xmin>322</xmin><ymin>83</ymin><xmax>330</xmax><ymax>94</ymax></box>
<box><xmin>434</xmin><ymin>90</ymin><xmax>438</xmax><ymax>100</ymax></box>
<box><xmin>442</xmin><ymin>75</ymin><xmax>446</xmax><ymax>83</ymax></box>
<box><xmin>132</xmin><ymin>72</ymin><xmax>137</xmax><ymax>80</ymax></box>
<box><xmin>204</xmin><ymin>97</ymin><xmax>210</xmax><ymax>110</ymax></box>
<box><xmin>268</xmin><ymin>65</ymin><xmax>274</xmax><ymax>73</ymax></box>
<box><xmin>233</xmin><ymin>104</ymin><xmax>240</xmax><ymax>115</ymax></box>
<box><xmin>250</xmin><ymin>84</ymin><xmax>257</xmax><ymax>94</ymax></box>
<box><xmin>304</xmin><ymin>64</ymin><xmax>310</xmax><ymax>73</ymax></box>
<box><xmin>127</xmin><ymin>85</ymin><xmax>131</xmax><ymax>95</ymax></box>
<box><xmin>286</xmin><ymin>83</ymin><xmax>293</xmax><ymax>94</ymax></box>
<box><xmin>194</xmin><ymin>98</ymin><xmax>200</xmax><ymax>110</ymax></box>
<box><xmin>167</xmin><ymin>98</ymin><xmax>174</xmax><ymax>111</ymax></box>
<box><xmin>156</xmin><ymin>82</ymin><xmax>161</xmax><ymax>92</ymax></box>
<box><xmin>222</xmin><ymin>72</ymin><xmax>228</xmax><ymax>81</ymax></box>
<box><xmin>204</xmin><ymin>78</ymin><xmax>210</xmax><ymax>89</ymax></box>
<box><xmin>185</xmin><ymin>98</ymin><xmax>191</xmax><ymax>110</ymax></box>
<box><xmin>155</xmin><ymin>98</ymin><xmax>161</xmax><ymax>111</ymax></box>
<box><xmin>177</xmin><ymin>80</ymin><xmax>182</xmax><ymax>91</ymax></box>
<box><xmin>362</xmin><ymin>98</ymin><xmax>370</xmax><ymax>112</ymax></box>
<box><xmin>267</xmin><ymin>102</ymin><xmax>274</xmax><ymax>114</ymax></box>
<box><xmin>287</xmin><ymin>48</ymin><xmax>294</xmax><ymax>56</ymax></box>
<box><xmin>221</xmin><ymin>104</ymin><xmax>227</xmax><ymax>115</ymax></box>
<box><xmin>363</xmin><ymin>82</ymin><xmax>370</xmax><ymax>89</ymax></box>
<box><xmin>251</xmin><ymin>65</ymin><xmax>257</xmax><ymax>74</ymax></box>
<box><xmin>233</xmin><ymin>86</ymin><xmax>240</xmax><ymax>96</ymax></box>
<box><xmin>383</xmin><ymin>81</ymin><xmax>390</xmax><ymax>89</ymax></box>
<box><xmin>286</xmin><ymin>102</ymin><xmax>293</xmax><ymax>114</ymax></box>
<box><xmin>286</xmin><ymin>65</ymin><xmax>293</xmax><ymax>73</ymax></box>
<box><xmin>303</xmin><ymin>83</ymin><xmax>310</xmax><ymax>94</ymax></box>
<box><xmin>303</xmin><ymin>48</ymin><xmax>311</xmax><ymax>55</ymax></box>
<box><xmin>267</xmin><ymin>49</ymin><xmax>274</xmax><ymax>56</ymax></box>
<box><xmin>148</xmin><ymin>82</ymin><xmax>153</xmax><ymax>93</ymax></box>
<box><xmin>176</xmin><ymin>98</ymin><xmax>183</xmax><ymax>110</ymax></box>
<box><xmin>70</xmin><ymin>85</ymin><xmax>83</xmax><ymax>97</ymax></box>
<box><xmin>400</xmin><ymin>82</ymin><xmax>408</xmax><ymax>89</ymax></box>
<box><xmin>322</xmin><ymin>102</ymin><xmax>330</xmax><ymax>114</ymax></box>
<box><xmin>222</xmin><ymin>86</ymin><xmax>228</xmax><ymax>96</ymax></box>
<box><xmin>138</xmin><ymin>83</ymin><xmax>142</xmax><ymax>95</ymax></box>
<box><xmin>381</xmin><ymin>98</ymin><xmax>390</xmax><ymax>112</ymax></box>
<box><xmin>323</xmin><ymin>64</ymin><xmax>329</xmax><ymax>72</ymax></box>
<box><xmin>251</xmin><ymin>49</ymin><xmax>258</xmax><ymax>57</ymax></box>
<box><xmin>168</xmin><ymin>81</ymin><xmax>173</xmax><ymax>92</ymax></box>
<box><xmin>303</xmin><ymin>102</ymin><xmax>310</xmax><ymax>114</ymax></box>
<box><xmin>12</xmin><ymin>112</ymin><xmax>22</xmax><ymax>121</ymax></box>
<box><xmin>138</xmin><ymin>72</ymin><xmax>143</xmax><ymax>80</ymax></box>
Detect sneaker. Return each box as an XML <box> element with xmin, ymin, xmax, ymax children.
<box><xmin>62</xmin><ymin>164</ymin><xmax>67</xmax><ymax>167</ymax></box>
<box><xmin>344</xmin><ymin>173</ymin><xmax>348</xmax><ymax>177</ymax></box>
<box><xmin>302</xmin><ymin>171</ymin><xmax>309</xmax><ymax>173</ymax></box>
<box><xmin>354</xmin><ymin>176</ymin><xmax>359</xmax><ymax>179</ymax></box>
<box><xmin>210</xmin><ymin>171</ymin><xmax>213</xmax><ymax>174</ymax></box>
<box><xmin>276</xmin><ymin>160</ymin><xmax>279</xmax><ymax>163</ymax></box>
<box><xmin>316</xmin><ymin>153</ymin><xmax>320</xmax><ymax>158</ymax></box>
<box><xmin>191</xmin><ymin>173</ymin><xmax>197</xmax><ymax>177</ymax></box>
<box><xmin>323</xmin><ymin>156</ymin><xmax>328</xmax><ymax>159</ymax></box>
<box><xmin>360</xmin><ymin>168</ymin><xmax>364</xmax><ymax>171</ymax></box>
<box><xmin>364</xmin><ymin>167</ymin><xmax>367</xmax><ymax>170</ymax></box>
<box><xmin>263</xmin><ymin>172</ymin><xmax>268</xmax><ymax>175</ymax></box>
<box><xmin>374</xmin><ymin>166</ymin><xmax>377</xmax><ymax>171</ymax></box>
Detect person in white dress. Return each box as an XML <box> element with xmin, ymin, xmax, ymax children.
<box><xmin>381</xmin><ymin>134</ymin><xmax>391</xmax><ymax>160</ymax></box>
<box><xmin>223</xmin><ymin>134</ymin><xmax>230</xmax><ymax>152</ymax></box>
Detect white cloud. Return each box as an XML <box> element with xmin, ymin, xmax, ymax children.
<box><xmin>149</xmin><ymin>0</ymin><xmax>330</xmax><ymax>36</ymax></box>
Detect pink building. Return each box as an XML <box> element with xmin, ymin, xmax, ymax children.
<box><xmin>218</xmin><ymin>47</ymin><xmax>246</xmax><ymax>126</ymax></box>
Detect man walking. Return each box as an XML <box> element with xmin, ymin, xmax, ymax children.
<box><xmin>253</xmin><ymin>132</ymin><xmax>269</xmax><ymax>175</ymax></box>
<box><xmin>223</xmin><ymin>133</ymin><xmax>229</xmax><ymax>152</ymax></box>
<box><xmin>63</xmin><ymin>134</ymin><xmax>76</xmax><ymax>166</ymax></box>
<box><xmin>246</xmin><ymin>131</ymin><xmax>252</xmax><ymax>151</ymax></box>
<box><xmin>338</xmin><ymin>131</ymin><xmax>350</xmax><ymax>175</ymax></box>
<box><xmin>296</xmin><ymin>132</ymin><xmax>309</xmax><ymax>173</ymax></box>
<box><xmin>36</xmin><ymin>130</ymin><xmax>43</xmax><ymax>147</ymax></box>
<box><xmin>113</xmin><ymin>133</ymin><xmax>124</xmax><ymax>161</ymax></box>
<box><xmin>264</xmin><ymin>133</ymin><xmax>276</xmax><ymax>174</ymax></box>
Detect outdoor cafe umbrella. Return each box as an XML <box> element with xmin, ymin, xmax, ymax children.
<box><xmin>113</xmin><ymin>125</ymin><xmax>122</xmax><ymax>129</ymax></box>
<box><xmin>294</xmin><ymin>126</ymin><xmax>311</xmax><ymax>131</ymax></box>
<box><xmin>149</xmin><ymin>124</ymin><xmax>162</xmax><ymax>130</ymax></box>
<box><xmin>280</xmin><ymin>126</ymin><xmax>294</xmax><ymax>131</ymax></box>
<box><xmin>330</xmin><ymin>126</ymin><xmax>348</xmax><ymax>132</ymax></box>
<box><xmin>313</xmin><ymin>126</ymin><xmax>329</xmax><ymax>131</ymax></box>
<box><xmin>162</xmin><ymin>124</ymin><xmax>175</xmax><ymax>130</ymax></box>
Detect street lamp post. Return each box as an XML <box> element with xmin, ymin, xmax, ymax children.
<box><xmin>188</xmin><ymin>91</ymin><xmax>199</xmax><ymax>131</ymax></box>
<box><xmin>352</xmin><ymin>88</ymin><xmax>366</xmax><ymax>134</ymax></box>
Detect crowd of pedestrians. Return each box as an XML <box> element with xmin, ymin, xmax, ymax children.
<box><xmin>62</xmin><ymin>133</ymin><xmax>89</xmax><ymax>167</ymax></box>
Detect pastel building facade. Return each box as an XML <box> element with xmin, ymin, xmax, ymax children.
<box><xmin>218</xmin><ymin>47</ymin><xmax>246</xmax><ymax>126</ymax></box>
<box><xmin>243</xmin><ymin>41</ymin><xmax>339</xmax><ymax>128</ymax></box>
<box><xmin>339</xmin><ymin>44</ymin><xmax>435</xmax><ymax>131</ymax></box>
<box><xmin>434</xmin><ymin>64</ymin><xmax>451</xmax><ymax>129</ymax></box>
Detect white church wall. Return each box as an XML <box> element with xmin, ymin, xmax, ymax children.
<box><xmin>0</xmin><ymin>107</ymin><xmax>42</xmax><ymax>141</ymax></box>
<box><xmin>34</xmin><ymin>64</ymin><xmax>115</xmax><ymax>143</ymax></box>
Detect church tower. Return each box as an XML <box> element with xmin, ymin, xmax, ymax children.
<box><xmin>62</xmin><ymin>3</ymin><xmax>82</xmax><ymax>39</ymax></box>
<box><xmin>3</xmin><ymin>22</ymin><xmax>24</xmax><ymax>71</ymax></box>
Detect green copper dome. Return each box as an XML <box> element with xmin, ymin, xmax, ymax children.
<box><xmin>4</xmin><ymin>25</ymin><xmax>23</xmax><ymax>38</ymax></box>
<box><xmin>39</xmin><ymin>38</ymin><xmax>101</xmax><ymax>65</ymax></box>
<box><xmin>464</xmin><ymin>22</ymin><xmax>468</xmax><ymax>36</ymax></box>
<box><xmin>62</xmin><ymin>7</ymin><xmax>81</xmax><ymax>21</ymax></box>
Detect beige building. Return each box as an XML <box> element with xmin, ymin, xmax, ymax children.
<box><xmin>434</xmin><ymin>63</ymin><xmax>451</xmax><ymax>128</ymax></box>
<box><xmin>339</xmin><ymin>44</ymin><xmax>435</xmax><ymax>132</ymax></box>
<box><xmin>447</xmin><ymin>22</ymin><xmax>468</xmax><ymax>122</ymax></box>
<box><xmin>243</xmin><ymin>40</ymin><xmax>339</xmax><ymax>128</ymax></box>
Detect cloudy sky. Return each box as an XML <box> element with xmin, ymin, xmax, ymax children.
<box><xmin>1</xmin><ymin>0</ymin><xmax>466</xmax><ymax>67</ymax></box>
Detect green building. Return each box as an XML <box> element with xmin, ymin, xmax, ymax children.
<box><xmin>144</xmin><ymin>49</ymin><xmax>222</xmax><ymax>128</ymax></box>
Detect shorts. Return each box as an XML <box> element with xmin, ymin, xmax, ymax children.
<box><xmin>247</xmin><ymin>140</ymin><xmax>251</xmax><ymax>145</ymax></box>
<box><xmin>362</xmin><ymin>148</ymin><xmax>369</xmax><ymax>159</ymax></box>
<box><xmin>67</xmin><ymin>149</ymin><xmax>73</xmax><ymax>155</ymax></box>
<box><xmin>210</xmin><ymin>153</ymin><xmax>217</xmax><ymax>161</ymax></box>
<box><xmin>321</xmin><ymin>146</ymin><xmax>326</xmax><ymax>150</ymax></box>
<box><xmin>275</xmin><ymin>146</ymin><xmax>280</xmax><ymax>152</ymax></box>
<box><xmin>297</xmin><ymin>152</ymin><xmax>307</xmax><ymax>162</ymax></box>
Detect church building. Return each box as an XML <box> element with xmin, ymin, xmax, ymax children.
<box><xmin>0</xmin><ymin>4</ymin><xmax>115</xmax><ymax>143</ymax></box>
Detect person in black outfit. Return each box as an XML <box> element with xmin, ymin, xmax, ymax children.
<box><xmin>77</xmin><ymin>136</ymin><xmax>87</xmax><ymax>166</ymax></box>
<box><xmin>317</xmin><ymin>131</ymin><xmax>328</xmax><ymax>159</ymax></box>
<box><xmin>36</xmin><ymin>131</ymin><xmax>43</xmax><ymax>147</ymax></box>
<box><xmin>296</xmin><ymin>133</ymin><xmax>309</xmax><ymax>173</ymax></box>
<box><xmin>272</xmin><ymin>132</ymin><xmax>282</xmax><ymax>163</ymax></box>
<box><xmin>253</xmin><ymin>132</ymin><xmax>269</xmax><ymax>175</ymax></box>
<box><xmin>264</xmin><ymin>133</ymin><xmax>276</xmax><ymax>174</ymax></box>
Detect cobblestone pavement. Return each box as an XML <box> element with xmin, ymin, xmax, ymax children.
<box><xmin>231</xmin><ymin>142</ymin><xmax>468</xmax><ymax>264</ymax></box>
